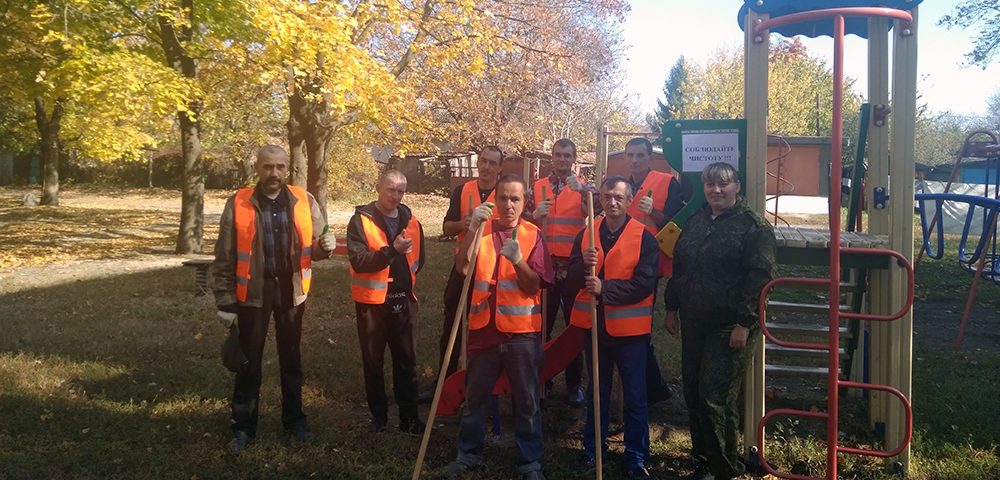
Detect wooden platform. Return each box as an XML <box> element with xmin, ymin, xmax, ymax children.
<box><xmin>774</xmin><ymin>227</ymin><xmax>893</xmax><ymax>268</ymax></box>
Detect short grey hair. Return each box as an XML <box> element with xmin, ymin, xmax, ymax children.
<box><xmin>257</xmin><ymin>145</ymin><xmax>287</xmax><ymax>162</ymax></box>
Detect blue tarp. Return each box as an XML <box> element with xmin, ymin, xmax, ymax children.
<box><xmin>738</xmin><ymin>0</ymin><xmax>923</xmax><ymax>39</ymax></box>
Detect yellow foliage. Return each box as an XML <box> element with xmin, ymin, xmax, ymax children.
<box><xmin>677</xmin><ymin>45</ymin><xmax>863</xmax><ymax>136</ymax></box>
<box><xmin>1</xmin><ymin>0</ymin><xmax>199</xmax><ymax>161</ymax></box>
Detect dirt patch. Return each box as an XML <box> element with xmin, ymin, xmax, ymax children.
<box><xmin>913</xmin><ymin>301</ymin><xmax>999</xmax><ymax>352</ymax></box>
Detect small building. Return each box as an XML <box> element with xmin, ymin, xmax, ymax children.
<box><xmin>387</xmin><ymin>152</ymin><xmax>476</xmax><ymax>194</ymax></box>
<box><xmin>765</xmin><ymin>136</ymin><xmax>834</xmax><ymax>197</ymax></box>
<box><xmin>955</xmin><ymin>157</ymin><xmax>1000</xmax><ymax>185</ymax></box>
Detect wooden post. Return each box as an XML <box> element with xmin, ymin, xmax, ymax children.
<box><xmin>460</xmin><ymin>197</ymin><xmax>474</xmax><ymax>370</ymax></box>
<box><xmin>597</xmin><ymin>125</ymin><xmax>608</xmax><ymax>185</ymax></box>
<box><xmin>888</xmin><ymin>7</ymin><xmax>918</xmax><ymax>472</ymax></box>
<box><xmin>412</xmin><ymin>221</ymin><xmax>487</xmax><ymax>480</ymax></box>
<box><xmin>742</xmin><ymin>8</ymin><xmax>769</xmax><ymax>459</ymax></box>
<box><xmin>586</xmin><ymin>193</ymin><xmax>603</xmax><ymax>480</ymax></box>
<box><xmin>866</xmin><ymin>15</ymin><xmax>891</xmax><ymax>433</ymax></box>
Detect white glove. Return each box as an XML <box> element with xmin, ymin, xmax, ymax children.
<box><xmin>319</xmin><ymin>232</ymin><xmax>336</xmax><ymax>253</ymax></box>
<box><xmin>500</xmin><ymin>237</ymin><xmax>523</xmax><ymax>264</ymax></box>
<box><xmin>532</xmin><ymin>200</ymin><xmax>551</xmax><ymax>219</ymax></box>
<box><xmin>566</xmin><ymin>176</ymin><xmax>583</xmax><ymax>192</ymax></box>
<box><xmin>469</xmin><ymin>202</ymin><xmax>494</xmax><ymax>232</ymax></box>
<box><xmin>638</xmin><ymin>194</ymin><xmax>655</xmax><ymax>215</ymax></box>
<box><xmin>217</xmin><ymin>310</ymin><xmax>238</xmax><ymax>329</ymax></box>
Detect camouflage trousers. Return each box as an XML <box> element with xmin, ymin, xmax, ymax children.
<box><xmin>680</xmin><ymin>318</ymin><xmax>759</xmax><ymax>480</ymax></box>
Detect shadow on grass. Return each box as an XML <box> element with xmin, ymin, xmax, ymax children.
<box><xmin>2</xmin><ymin>239</ymin><xmax>997</xmax><ymax>478</ymax></box>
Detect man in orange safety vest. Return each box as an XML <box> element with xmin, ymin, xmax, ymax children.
<box><xmin>212</xmin><ymin>145</ymin><xmax>336</xmax><ymax>454</ymax></box>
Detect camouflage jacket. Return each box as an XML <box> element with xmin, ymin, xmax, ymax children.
<box><xmin>664</xmin><ymin>197</ymin><xmax>776</xmax><ymax>330</ymax></box>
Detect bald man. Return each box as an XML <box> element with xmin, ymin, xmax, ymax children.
<box><xmin>212</xmin><ymin>145</ymin><xmax>336</xmax><ymax>454</ymax></box>
<box><xmin>347</xmin><ymin>169</ymin><xmax>426</xmax><ymax>435</ymax></box>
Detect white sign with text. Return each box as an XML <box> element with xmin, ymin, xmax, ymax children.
<box><xmin>682</xmin><ymin>130</ymin><xmax>740</xmax><ymax>173</ymax></box>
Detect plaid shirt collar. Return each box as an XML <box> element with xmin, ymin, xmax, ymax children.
<box><xmin>255</xmin><ymin>186</ymin><xmax>291</xmax><ymax>278</ymax></box>
<box><xmin>547</xmin><ymin>172</ymin><xmax>568</xmax><ymax>197</ymax></box>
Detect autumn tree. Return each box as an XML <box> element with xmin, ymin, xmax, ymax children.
<box><xmin>914</xmin><ymin>111</ymin><xmax>966</xmax><ymax>167</ymax></box>
<box><xmin>198</xmin><ymin>45</ymin><xmax>287</xmax><ymax>188</ymax></box>
<box><xmin>939</xmin><ymin>1</ymin><xmax>1000</xmax><ymax>67</ymax></box>
<box><xmin>249</xmin><ymin>0</ymin><xmax>628</xmax><ymax>212</ymax></box>
<box><xmin>424</xmin><ymin>0</ymin><xmax>630</xmax><ymax>152</ymax></box>
<box><xmin>674</xmin><ymin>39</ymin><xmax>863</xmax><ymax>138</ymax></box>
<box><xmin>0</xmin><ymin>97</ymin><xmax>34</xmax><ymax>155</ymax></box>
<box><xmin>538</xmin><ymin>69</ymin><xmax>642</xmax><ymax>153</ymax></box>
<box><xmin>89</xmin><ymin>0</ymin><xmax>257</xmax><ymax>253</ymax></box>
<box><xmin>0</xmin><ymin>2</ymin><xmax>191</xmax><ymax>205</ymax></box>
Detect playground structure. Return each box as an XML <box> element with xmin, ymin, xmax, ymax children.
<box><xmin>415</xmin><ymin>2</ymin><xmax>923</xmax><ymax>478</ymax></box>
<box><xmin>741</xmin><ymin>2</ymin><xmax>920</xmax><ymax>479</ymax></box>
<box><xmin>915</xmin><ymin>130</ymin><xmax>1000</xmax><ymax>350</ymax></box>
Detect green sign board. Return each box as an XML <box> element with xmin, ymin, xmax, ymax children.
<box><xmin>659</xmin><ymin>119</ymin><xmax>747</xmax><ymax>228</ymax></box>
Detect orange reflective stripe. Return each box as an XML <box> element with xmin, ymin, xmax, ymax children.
<box><xmin>626</xmin><ymin>170</ymin><xmax>674</xmax><ymax>277</ymax></box>
<box><xmin>534</xmin><ymin>177</ymin><xmax>585</xmax><ymax>257</ymax></box>
<box><xmin>350</xmin><ymin>216</ymin><xmax>390</xmax><ymax>304</ymax></box>
<box><xmin>456</xmin><ymin>180</ymin><xmax>496</xmax><ymax>244</ymax></box>
<box><xmin>569</xmin><ymin>217</ymin><xmax>653</xmax><ymax>336</ymax></box>
<box><xmin>233</xmin><ymin>186</ymin><xmax>314</xmax><ymax>302</ymax></box>
<box><xmin>469</xmin><ymin>221</ymin><xmax>542</xmax><ymax>333</ymax></box>
<box><xmin>234</xmin><ymin>189</ymin><xmax>256</xmax><ymax>302</ymax></box>
<box><xmin>350</xmin><ymin>213</ymin><xmax>422</xmax><ymax>304</ymax></box>
<box><xmin>287</xmin><ymin>185</ymin><xmax>313</xmax><ymax>295</ymax></box>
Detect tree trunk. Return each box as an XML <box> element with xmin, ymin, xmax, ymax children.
<box><xmin>286</xmin><ymin>73</ymin><xmax>335</xmax><ymax>217</ymax></box>
<box><xmin>33</xmin><ymin>96</ymin><xmax>64</xmax><ymax>206</ymax></box>
<box><xmin>305</xmin><ymin>133</ymin><xmax>329</xmax><ymax>223</ymax></box>
<box><xmin>159</xmin><ymin>0</ymin><xmax>204</xmax><ymax>254</ymax></box>
<box><xmin>175</xmin><ymin>108</ymin><xmax>204</xmax><ymax>253</ymax></box>
<box><xmin>286</xmin><ymin>89</ymin><xmax>308</xmax><ymax>188</ymax></box>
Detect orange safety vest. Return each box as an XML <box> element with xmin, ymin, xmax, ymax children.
<box><xmin>234</xmin><ymin>185</ymin><xmax>313</xmax><ymax>302</ymax></box>
<box><xmin>533</xmin><ymin>176</ymin><xmax>586</xmax><ymax>258</ymax></box>
<box><xmin>569</xmin><ymin>217</ymin><xmax>653</xmax><ymax>336</ymax></box>
<box><xmin>350</xmin><ymin>213</ymin><xmax>422</xmax><ymax>304</ymax></box>
<box><xmin>456</xmin><ymin>180</ymin><xmax>496</xmax><ymax>243</ymax></box>
<box><xmin>468</xmin><ymin>221</ymin><xmax>542</xmax><ymax>333</ymax></box>
<box><xmin>626</xmin><ymin>169</ymin><xmax>675</xmax><ymax>277</ymax></box>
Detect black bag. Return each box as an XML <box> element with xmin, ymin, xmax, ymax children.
<box><xmin>221</xmin><ymin>324</ymin><xmax>248</xmax><ymax>373</ymax></box>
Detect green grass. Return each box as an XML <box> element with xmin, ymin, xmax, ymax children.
<box><xmin>2</xmin><ymin>210</ymin><xmax>999</xmax><ymax>478</ymax></box>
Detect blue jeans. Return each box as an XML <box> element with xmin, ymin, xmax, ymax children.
<box><xmin>583</xmin><ymin>333</ymin><xmax>649</xmax><ymax>469</ymax></box>
<box><xmin>456</xmin><ymin>332</ymin><xmax>544</xmax><ymax>474</ymax></box>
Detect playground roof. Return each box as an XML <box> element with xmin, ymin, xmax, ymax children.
<box><xmin>738</xmin><ymin>0</ymin><xmax>924</xmax><ymax>39</ymax></box>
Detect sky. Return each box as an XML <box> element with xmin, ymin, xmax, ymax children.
<box><xmin>621</xmin><ymin>0</ymin><xmax>1000</xmax><ymax>120</ymax></box>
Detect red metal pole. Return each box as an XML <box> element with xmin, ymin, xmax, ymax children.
<box><xmin>956</xmin><ymin>212</ymin><xmax>999</xmax><ymax>350</ymax></box>
<box><xmin>827</xmin><ymin>14</ymin><xmax>846</xmax><ymax>480</ymax></box>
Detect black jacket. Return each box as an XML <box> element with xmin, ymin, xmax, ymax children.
<box><xmin>346</xmin><ymin>202</ymin><xmax>425</xmax><ymax>297</ymax></box>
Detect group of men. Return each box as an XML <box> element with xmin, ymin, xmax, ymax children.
<box><xmin>211</xmin><ymin>138</ymin><xmax>686</xmax><ymax>480</ymax></box>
